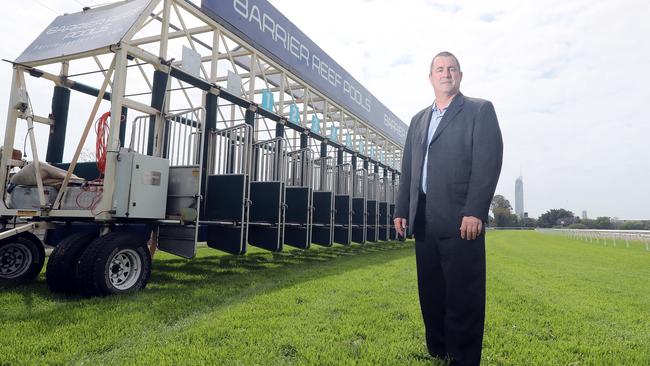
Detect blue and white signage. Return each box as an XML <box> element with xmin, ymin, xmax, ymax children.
<box><xmin>201</xmin><ymin>0</ymin><xmax>407</xmax><ymax>146</ymax></box>
<box><xmin>289</xmin><ymin>104</ymin><xmax>301</xmax><ymax>125</ymax></box>
<box><xmin>261</xmin><ymin>89</ymin><xmax>275</xmax><ymax>111</ymax></box>
<box><xmin>330</xmin><ymin>125</ymin><xmax>338</xmax><ymax>142</ymax></box>
<box><xmin>310</xmin><ymin>115</ymin><xmax>320</xmax><ymax>133</ymax></box>
<box><xmin>16</xmin><ymin>0</ymin><xmax>152</xmax><ymax>64</ymax></box>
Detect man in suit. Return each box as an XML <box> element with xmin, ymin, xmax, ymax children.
<box><xmin>393</xmin><ymin>51</ymin><xmax>503</xmax><ymax>365</ymax></box>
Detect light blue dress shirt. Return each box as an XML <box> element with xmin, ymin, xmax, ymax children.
<box><xmin>421</xmin><ymin>103</ymin><xmax>448</xmax><ymax>193</ymax></box>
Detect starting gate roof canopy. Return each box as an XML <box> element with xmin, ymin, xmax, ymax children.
<box><xmin>15</xmin><ymin>0</ymin><xmax>153</xmax><ymax>65</ymax></box>
<box><xmin>14</xmin><ymin>0</ymin><xmax>408</xmax><ymax>155</ymax></box>
<box><xmin>201</xmin><ymin>0</ymin><xmax>408</xmax><ymax>146</ymax></box>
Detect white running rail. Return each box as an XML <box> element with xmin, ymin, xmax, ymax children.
<box><xmin>536</xmin><ymin>229</ymin><xmax>650</xmax><ymax>251</ymax></box>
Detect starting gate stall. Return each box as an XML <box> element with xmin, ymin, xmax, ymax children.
<box><xmin>389</xmin><ymin>175</ymin><xmax>399</xmax><ymax>240</ymax></box>
<box><xmin>154</xmin><ymin>108</ymin><xmax>203</xmax><ymax>259</ymax></box>
<box><xmin>311</xmin><ymin>156</ymin><xmax>335</xmax><ymax>246</ymax></box>
<box><xmin>351</xmin><ymin>168</ymin><xmax>368</xmax><ymax>243</ymax></box>
<box><xmin>283</xmin><ymin>148</ymin><xmax>314</xmax><ymax>249</ymax></box>
<box><xmin>203</xmin><ymin>124</ymin><xmax>253</xmax><ymax>255</ymax></box>
<box><xmin>378</xmin><ymin>176</ymin><xmax>391</xmax><ymax>241</ymax></box>
<box><xmin>333</xmin><ymin>163</ymin><xmax>352</xmax><ymax>245</ymax></box>
<box><xmin>366</xmin><ymin>172</ymin><xmax>380</xmax><ymax>242</ymax></box>
<box><xmin>247</xmin><ymin>137</ymin><xmax>288</xmax><ymax>252</ymax></box>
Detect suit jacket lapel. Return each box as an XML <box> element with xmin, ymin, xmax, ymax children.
<box><xmin>419</xmin><ymin>106</ymin><xmax>434</xmax><ymax>146</ymax></box>
<box><xmin>430</xmin><ymin>92</ymin><xmax>465</xmax><ymax>144</ymax></box>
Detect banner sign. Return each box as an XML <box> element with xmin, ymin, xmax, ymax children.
<box><xmin>201</xmin><ymin>0</ymin><xmax>407</xmax><ymax>146</ymax></box>
<box><xmin>261</xmin><ymin>89</ymin><xmax>275</xmax><ymax>111</ymax></box>
<box><xmin>290</xmin><ymin>104</ymin><xmax>301</xmax><ymax>125</ymax></box>
<box><xmin>17</xmin><ymin>0</ymin><xmax>152</xmax><ymax>64</ymax></box>
<box><xmin>310</xmin><ymin>115</ymin><xmax>320</xmax><ymax>133</ymax></box>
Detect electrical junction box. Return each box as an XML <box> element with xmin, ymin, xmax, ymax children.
<box><xmin>113</xmin><ymin>149</ymin><xmax>169</xmax><ymax>219</ymax></box>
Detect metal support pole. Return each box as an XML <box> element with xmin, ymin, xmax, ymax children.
<box><xmin>245</xmin><ymin>108</ymin><xmax>257</xmax><ymax>179</ymax></box>
<box><xmin>275</xmin><ymin>121</ymin><xmax>285</xmax><ymax>138</ymax></box>
<box><xmin>201</xmin><ymin>93</ymin><xmax>218</xmax><ymax>217</ymax></box>
<box><xmin>245</xmin><ymin>109</ymin><xmax>255</xmax><ymax>133</ymax></box>
<box><xmin>300</xmin><ymin>133</ymin><xmax>308</xmax><ymax>149</ymax></box>
<box><xmin>337</xmin><ymin>148</ymin><xmax>343</xmax><ymax>165</ymax></box>
<box><xmin>97</xmin><ymin>48</ymin><xmax>128</xmax><ymax>220</ymax></box>
<box><xmin>351</xmin><ymin>154</ymin><xmax>357</xmax><ymax>170</ymax></box>
<box><xmin>148</xmin><ymin>70</ymin><xmax>169</xmax><ymax>155</ymax></box>
<box><xmin>320</xmin><ymin>141</ymin><xmax>327</xmax><ymax>158</ymax></box>
<box><xmin>46</xmin><ymin>86</ymin><xmax>70</xmax><ymax>163</ymax></box>
<box><xmin>0</xmin><ymin>68</ymin><xmax>22</xmax><ymax>194</ymax></box>
<box><xmin>119</xmin><ymin>106</ymin><xmax>128</xmax><ymax>147</ymax></box>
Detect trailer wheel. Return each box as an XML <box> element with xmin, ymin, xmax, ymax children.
<box><xmin>77</xmin><ymin>232</ymin><xmax>151</xmax><ymax>297</ymax></box>
<box><xmin>46</xmin><ymin>232</ymin><xmax>97</xmax><ymax>294</ymax></box>
<box><xmin>0</xmin><ymin>236</ymin><xmax>45</xmax><ymax>281</ymax></box>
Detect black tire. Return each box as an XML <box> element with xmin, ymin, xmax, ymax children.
<box><xmin>76</xmin><ymin>232</ymin><xmax>152</xmax><ymax>297</ymax></box>
<box><xmin>0</xmin><ymin>236</ymin><xmax>45</xmax><ymax>282</ymax></box>
<box><xmin>46</xmin><ymin>232</ymin><xmax>97</xmax><ymax>294</ymax></box>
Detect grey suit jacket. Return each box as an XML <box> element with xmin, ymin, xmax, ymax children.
<box><xmin>394</xmin><ymin>92</ymin><xmax>503</xmax><ymax>238</ymax></box>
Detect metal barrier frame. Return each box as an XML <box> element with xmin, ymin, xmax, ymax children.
<box><xmin>311</xmin><ymin>156</ymin><xmax>335</xmax><ymax>247</ymax></box>
<box><xmin>203</xmin><ymin>123</ymin><xmax>253</xmax><ymax>255</ymax></box>
<box><xmin>333</xmin><ymin>163</ymin><xmax>353</xmax><ymax>245</ymax></box>
<box><xmin>366</xmin><ymin>172</ymin><xmax>380</xmax><ymax>242</ymax></box>
<box><xmin>378</xmin><ymin>176</ymin><xmax>390</xmax><ymax>241</ymax></box>
<box><xmin>352</xmin><ymin>168</ymin><xmax>368</xmax><ymax>243</ymax></box>
<box><xmin>284</xmin><ymin>148</ymin><xmax>314</xmax><ymax>249</ymax></box>
<box><xmin>389</xmin><ymin>176</ymin><xmax>399</xmax><ymax>240</ymax></box>
<box><xmin>247</xmin><ymin>137</ymin><xmax>288</xmax><ymax>252</ymax></box>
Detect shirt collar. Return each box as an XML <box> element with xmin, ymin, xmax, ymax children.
<box><xmin>432</xmin><ymin>102</ymin><xmax>448</xmax><ymax>114</ymax></box>
<box><xmin>432</xmin><ymin>93</ymin><xmax>458</xmax><ymax>112</ymax></box>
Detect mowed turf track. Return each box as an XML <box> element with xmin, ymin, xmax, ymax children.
<box><xmin>0</xmin><ymin>231</ymin><xmax>648</xmax><ymax>365</ymax></box>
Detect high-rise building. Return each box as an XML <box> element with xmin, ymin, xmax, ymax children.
<box><xmin>515</xmin><ymin>176</ymin><xmax>524</xmax><ymax>219</ymax></box>
<box><xmin>582</xmin><ymin>210</ymin><xmax>588</xmax><ymax>220</ymax></box>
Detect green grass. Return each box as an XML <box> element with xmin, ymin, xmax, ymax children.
<box><xmin>0</xmin><ymin>231</ymin><xmax>648</xmax><ymax>365</ymax></box>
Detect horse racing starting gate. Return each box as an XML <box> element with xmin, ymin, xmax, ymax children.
<box><xmin>0</xmin><ymin>0</ymin><xmax>407</xmax><ymax>296</ymax></box>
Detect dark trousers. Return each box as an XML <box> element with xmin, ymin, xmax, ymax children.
<box><xmin>413</xmin><ymin>195</ymin><xmax>486</xmax><ymax>366</ymax></box>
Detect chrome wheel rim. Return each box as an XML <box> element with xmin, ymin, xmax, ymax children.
<box><xmin>0</xmin><ymin>243</ymin><xmax>32</xmax><ymax>279</ymax></box>
<box><xmin>108</xmin><ymin>249</ymin><xmax>141</xmax><ymax>290</ymax></box>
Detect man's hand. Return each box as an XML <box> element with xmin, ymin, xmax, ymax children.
<box><xmin>394</xmin><ymin>217</ymin><xmax>407</xmax><ymax>237</ymax></box>
<box><xmin>460</xmin><ymin>216</ymin><xmax>483</xmax><ymax>240</ymax></box>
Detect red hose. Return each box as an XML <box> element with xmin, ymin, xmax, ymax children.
<box><xmin>95</xmin><ymin>111</ymin><xmax>110</xmax><ymax>175</ymax></box>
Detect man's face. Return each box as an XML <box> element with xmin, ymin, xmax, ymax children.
<box><xmin>429</xmin><ymin>56</ymin><xmax>462</xmax><ymax>97</ymax></box>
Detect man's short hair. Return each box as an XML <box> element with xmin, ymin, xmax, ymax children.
<box><xmin>430</xmin><ymin>51</ymin><xmax>461</xmax><ymax>75</ymax></box>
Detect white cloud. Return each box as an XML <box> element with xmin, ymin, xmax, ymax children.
<box><xmin>270</xmin><ymin>0</ymin><xmax>650</xmax><ymax>219</ymax></box>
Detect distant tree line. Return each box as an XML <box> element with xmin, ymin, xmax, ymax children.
<box><xmin>488</xmin><ymin>195</ymin><xmax>649</xmax><ymax>230</ymax></box>
<box><xmin>489</xmin><ymin>195</ymin><xmax>536</xmax><ymax>228</ymax></box>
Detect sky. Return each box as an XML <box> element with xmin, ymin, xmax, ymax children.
<box><xmin>0</xmin><ymin>0</ymin><xmax>649</xmax><ymax>219</ymax></box>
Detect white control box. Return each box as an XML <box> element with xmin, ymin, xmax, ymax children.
<box><xmin>113</xmin><ymin>149</ymin><xmax>169</xmax><ymax>219</ymax></box>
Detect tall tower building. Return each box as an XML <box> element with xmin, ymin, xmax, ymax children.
<box><xmin>515</xmin><ymin>176</ymin><xmax>524</xmax><ymax>219</ymax></box>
